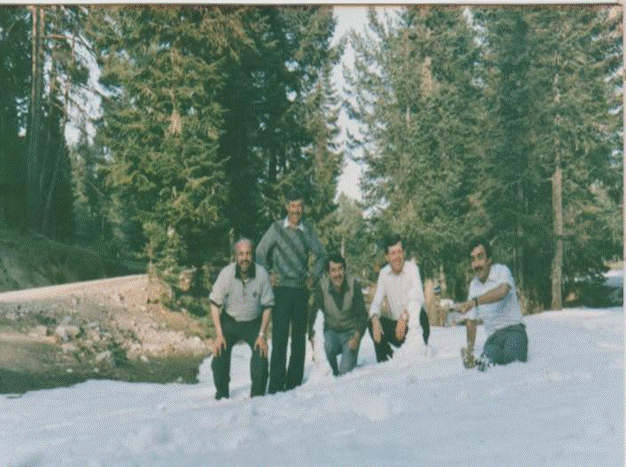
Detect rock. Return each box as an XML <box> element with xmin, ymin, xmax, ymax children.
<box><xmin>61</xmin><ymin>343</ymin><xmax>79</xmax><ymax>353</ymax></box>
<box><xmin>87</xmin><ymin>329</ymin><xmax>101</xmax><ymax>342</ymax></box>
<box><xmin>95</xmin><ymin>350</ymin><xmax>114</xmax><ymax>366</ymax></box>
<box><xmin>61</xmin><ymin>316</ymin><xmax>73</xmax><ymax>325</ymax></box>
<box><xmin>54</xmin><ymin>325</ymin><xmax>81</xmax><ymax>342</ymax></box>
<box><xmin>28</xmin><ymin>325</ymin><xmax>48</xmax><ymax>339</ymax></box>
<box><xmin>54</xmin><ymin>326</ymin><xmax>69</xmax><ymax>342</ymax></box>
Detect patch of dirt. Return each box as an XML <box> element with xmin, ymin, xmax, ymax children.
<box><xmin>0</xmin><ymin>275</ymin><xmax>213</xmax><ymax>394</ymax></box>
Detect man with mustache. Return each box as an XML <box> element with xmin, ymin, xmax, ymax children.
<box><xmin>456</xmin><ymin>237</ymin><xmax>529</xmax><ymax>370</ymax></box>
<box><xmin>308</xmin><ymin>252</ymin><xmax>368</xmax><ymax>376</ymax></box>
<box><xmin>209</xmin><ymin>238</ymin><xmax>274</xmax><ymax>399</ymax></box>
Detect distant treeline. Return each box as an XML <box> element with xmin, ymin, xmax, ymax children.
<box><xmin>0</xmin><ymin>5</ymin><xmax>621</xmax><ymax>311</ymax></box>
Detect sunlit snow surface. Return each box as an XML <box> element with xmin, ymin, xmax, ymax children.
<box><xmin>1</xmin><ymin>307</ymin><xmax>623</xmax><ymax>467</ymax></box>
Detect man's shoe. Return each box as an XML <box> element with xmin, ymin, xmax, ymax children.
<box><xmin>476</xmin><ymin>355</ymin><xmax>494</xmax><ymax>372</ymax></box>
<box><xmin>215</xmin><ymin>391</ymin><xmax>229</xmax><ymax>400</ymax></box>
<box><xmin>461</xmin><ymin>347</ymin><xmax>476</xmax><ymax>369</ymax></box>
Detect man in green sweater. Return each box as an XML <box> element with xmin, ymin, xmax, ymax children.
<box><xmin>308</xmin><ymin>252</ymin><xmax>368</xmax><ymax>376</ymax></box>
<box><xmin>256</xmin><ymin>188</ymin><xmax>326</xmax><ymax>393</ymax></box>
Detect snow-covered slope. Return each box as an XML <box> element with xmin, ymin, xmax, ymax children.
<box><xmin>1</xmin><ymin>307</ymin><xmax>623</xmax><ymax>467</ymax></box>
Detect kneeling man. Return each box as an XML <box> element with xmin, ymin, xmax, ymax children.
<box><xmin>210</xmin><ymin>238</ymin><xmax>274</xmax><ymax>399</ymax></box>
<box><xmin>308</xmin><ymin>253</ymin><xmax>368</xmax><ymax>376</ymax></box>
<box><xmin>456</xmin><ymin>237</ymin><xmax>528</xmax><ymax>371</ymax></box>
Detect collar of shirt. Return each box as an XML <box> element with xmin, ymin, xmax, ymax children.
<box><xmin>283</xmin><ymin>217</ymin><xmax>305</xmax><ymax>231</ymax></box>
<box><xmin>326</xmin><ymin>277</ymin><xmax>348</xmax><ymax>297</ymax></box>
<box><xmin>382</xmin><ymin>262</ymin><xmax>407</xmax><ymax>277</ymax></box>
<box><xmin>235</xmin><ymin>263</ymin><xmax>257</xmax><ymax>280</ymax></box>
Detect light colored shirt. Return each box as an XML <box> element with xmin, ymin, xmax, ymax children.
<box><xmin>369</xmin><ymin>261</ymin><xmax>425</xmax><ymax>321</ymax></box>
<box><xmin>283</xmin><ymin>217</ymin><xmax>305</xmax><ymax>231</ymax></box>
<box><xmin>209</xmin><ymin>263</ymin><xmax>274</xmax><ymax>322</ymax></box>
<box><xmin>467</xmin><ymin>263</ymin><xmax>523</xmax><ymax>337</ymax></box>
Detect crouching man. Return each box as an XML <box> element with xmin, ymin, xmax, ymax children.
<box><xmin>456</xmin><ymin>238</ymin><xmax>528</xmax><ymax>371</ymax></box>
<box><xmin>308</xmin><ymin>252</ymin><xmax>368</xmax><ymax>376</ymax></box>
<box><xmin>368</xmin><ymin>234</ymin><xmax>429</xmax><ymax>362</ymax></box>
<box><xmin>210</xmin><ymin>238</ymin><xmax>274</xmax><ymax>399</ymax></box>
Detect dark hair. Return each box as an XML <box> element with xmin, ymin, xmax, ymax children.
<box><xmin>285</xmin><ymin>187</ymin><xmax>305</xmax><ymax>203</ymax></box>
<box><xmin>469</xmin><ymin>237</ymin><xmax>492</xmax><ymax>259</ymax></box>
<box><xmin>383</xmin><ymin>233</ymin><xmax>404</xmax><ymax>254</ymax></box>
<box><xmin>326</xmin><ymin>252</ymin><xmax>346</xmax><ymax>272</ymax></box>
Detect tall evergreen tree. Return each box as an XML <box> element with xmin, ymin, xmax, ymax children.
<box><xmin>88</xmin><ymin>6</ymin><xmax>248</xmax><ymax>273</ymax></box>
<box><xmin>345</xmin><ymin>6</ymin><xmax>485</xmax><ymax>281</ymax></box>
<box><xmin>0</xmin><ymin>7</ymin><xmax>30</xmax><ymax>228</ymax></box>
<box><xmin>216</xmin><ymin>6</ymin><xmax>340</xmax><ymax>242</ymax></box>
<box><xmin>0</xmin><ymin>5</ymin><xmax>110</xmax><ymax>247</ymax></box>
<box><xmin>346</xmin><ymin>5</ymin><xmax>621</xmax><ymax>308</ymax></box>
<box><xmin>298</xmin><ymin>28</ymin><xmax>344</xmax><ymax>245</ymax></box>
<box><xmin>475</xmin><ymin>6</ymin><xmax>623</xmax><ymax>308</ymax></box>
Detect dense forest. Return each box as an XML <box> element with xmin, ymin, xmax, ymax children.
<box><xmin>0</xmin><ymin>5</ymin><xmax>622</xmax><ymax>312</ymax></box>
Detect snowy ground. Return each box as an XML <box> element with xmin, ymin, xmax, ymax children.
<box><xmin>1</xmin><ymin>306</ymin><xmax>623</xmax><ymax>467</ymax></box>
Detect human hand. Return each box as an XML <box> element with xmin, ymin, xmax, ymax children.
<box><xmin>270</xmin><ymin>273</ymin><xmax>279</xmax><ymax>287</ymax></box>
<box><xmin>254</xmin><ymin>334</ymin><xmax>268</xmax><ymax>358</ymax></box>
<box><xmin>213</xmin><ymin>334</ymin><xmax>226</xmax><ymax>357</ymax></box>
<box><xmin>348</xmin><ymin>334</ymin><xmax>360</xmax><ymax>351</ymax></box>
<box><xmin>456</xmin><ymin>300</ymin><xmax>474</xmax><ymax>315</ymax></box>
<box><xmin>306</xmin><ymin>276</ymin><xmax>315</xmax><ymax>290</ymax></box>
<box><xmin>395</xmin><ymin>317</ymin><xmax>407</xmax><ymax>341</ymax></box>
<box><xmin>371</xmin><ymin>317</ymin><xmax>383</xmax><ymax>343</ymax></box>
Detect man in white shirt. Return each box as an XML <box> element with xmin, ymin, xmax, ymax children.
<box><xmin>368</xmin><ymin>234</ymin><xmax>429</xmax><ymax>362</ymax></box>
<box><xmin>456</xmin><ymin>238</ymin><xmax>528</xmax><ymax>371</ymax></box>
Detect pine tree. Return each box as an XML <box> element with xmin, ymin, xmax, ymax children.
<box><xmin>527</xmin><ymin>6</ymin><xmax>622</xmax><ymax>308</ymax></box>
<box><xmin>16</xmin><ymin>5</ymin><xmax>90</xmax><ymax>240</ymax></box>
<box><xmin>345</xmin><ymin>6</ymin><xmax>485</xmax><ymax>281</ymax></box>
<box><xmin>299</xmin><ymin>24</ymin><xmax>344</xmax><ymax>245</ymax></box>
<box><xmin>0</xmin><ymin>7</ymin><xmax>30</xmax><ymax>228</ymax></box>
<box><xmin>87</xmin><ymin>6</ymin><xmax>245</xmax><ymax>275</ymax></box>
<box><xmin>216</xmin><ymin>6</ymin><xmax>341</xmax><ymax>241</ymax></box>
<box><xmin>471</xmin><ymin>6</ymin><xmax>622</xmax><ymax>309</ymax></box>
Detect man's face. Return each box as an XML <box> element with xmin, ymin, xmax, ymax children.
<box><xmin>386</xmin><ymin>241</ymin><xmax>405</xmax><ymax>274</ymax></box>
<box><xmin>235</xmin><ymin>241</ymin><xmax>253</xmax><ymax>274</ymax></box>
<box><xmin>286</xmin><ymin>199</ymin><xmax>304</xmax><ymax>226</ymax></box>
<box><xmin>328</xmin><ymin>260</ymin><xmax>345</xmax><ymax>290</ymax></box>
<box><xmin>470</xmin><ymin>244</ymin><xmax>492</xmax><ymax>283</ymax></box>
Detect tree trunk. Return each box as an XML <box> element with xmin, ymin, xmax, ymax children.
<box><xmin>26</xmin><ymin>6</ymin><xmax>45</xmax><ymax>233</ymax></box>
<box><xmin>516</xmin><ymin>181</ymin><xmax>524</xmax><ymax>291</ymax></box>
<box><xmin>551</xmin><ymin>153</ymin><xmax>563</xmax><ymax>310</ymax></box>
<box><xmin>551</xmin><ymin>52</ymin><xmax>563</xmax><ymax>311</ymax></box>
<box><xmin>42</xmin><ymin>29</ymin><xmax>75</xmax><ymax>237</ymax></box>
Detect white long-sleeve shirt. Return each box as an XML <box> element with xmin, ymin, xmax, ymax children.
<box><xmin>368</xmin><ymin>261</ymin><xmax>425</xmax><ymax>321</ymax></box>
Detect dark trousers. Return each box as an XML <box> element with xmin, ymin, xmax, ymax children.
<box><xmin>269</xmin><ymin>286</ymin><xmax>309</xmax><ymax>394</ymax></box>
<box><xmin>482</xmin><ymin>323</ymin><xmax>528</xmax><ymax>365</ymax></box>
<box><xmin>368</xmin><ymin>308</ymin><xmax>430</xmax><ymax>363</ymax></box>
<box><xmin>211</xmin><ymin>313</ymin><xmax>268</xmax><ymax>399</ymax></box>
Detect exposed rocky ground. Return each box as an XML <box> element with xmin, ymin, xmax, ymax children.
<box><xmin>0</xmin><ymin>274</ymin><xmax>212</xmax><ymax>394</ymax></box>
